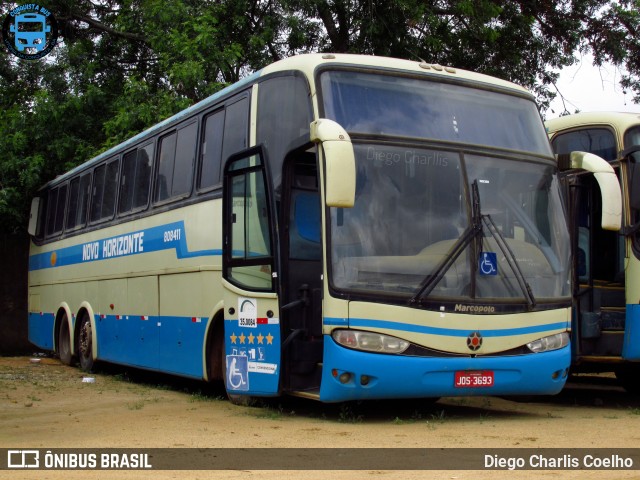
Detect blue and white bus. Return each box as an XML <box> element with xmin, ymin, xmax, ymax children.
<box><xmin>547</xmin><ymin>112</ymin><xmax>639</xmax><ymax>392</ymax></box>
<box><xmin>27</xmin><ymin>54</ymin><xmax>621</xmax><ymax>403</ymax></box>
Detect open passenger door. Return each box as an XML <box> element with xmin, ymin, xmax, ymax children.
<box><xmin>222</xmin><ymin>147</ymin><xmax>281</xmax><ymax>399</ymax></box>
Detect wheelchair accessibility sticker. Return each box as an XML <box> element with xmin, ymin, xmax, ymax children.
<box><xmin>479</xmin><ymin>252</ymin><xmax>498</xmax><ymax>276</ymax></box>
<box><xmin>226</xmin><ymin>353</ymin><xmax>249</xmax><ymax>391</ymax></box>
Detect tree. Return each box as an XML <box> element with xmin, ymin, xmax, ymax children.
<box><xmin>1</xmin><ymin>0</ymin><xmax>638</xmax><ymax>234</ymax></box>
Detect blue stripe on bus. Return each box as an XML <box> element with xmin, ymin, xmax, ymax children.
<box><xmin>28</xmin><ymin>221</ymin><xmax>221</xmax><ymax>271</ymax></box>
<box><xmin>28</xmin><ymin>311</ymin><xmax>209</xmax><ymax>379</ymax></box>
<box><xmin>325</xmin><ymin>317</ymin><xmax>567</xmax><ymax>337</ymax></box>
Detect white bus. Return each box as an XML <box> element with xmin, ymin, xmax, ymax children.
<box><xmin>28</xmin><ymin>54</ymin><xmax>621</xmax><ymax>403</ymax></box>
<box><xmin>546</xmin><ymin>112</ymin><xmax>639</xmax><ymax>392</ymax></box>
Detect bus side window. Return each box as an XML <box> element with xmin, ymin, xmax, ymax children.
<box><xmin>119</xmin><ymin>143</ymin><xmax>153</xmax><ymax>214</ymax></box>
<box><xmin>155</xmin><ymin>122</ymin><xmax>197</xmax><ymax>202</ymax></box>
<box><xmin>66</xmin><ymin>173</ymin><xmax>91</xmax><ymax>231</ymax></box>
<box><xmin>119</xmin><ymin>149</ymin><xmax>138</xmax><ymax>214</ymax></box>
<box><xmin>198</xmin><ymin>109</ymin><xmax>225</xmax><ymax>190</ymax></box>
<box><xmin>222</xmin><ymin>98</ymin><xmax>248</xmax><ymax>167</ymax></box>
<box><xmin>256</xmin><ymin>75</ymin><xmax>313</xmax><ymax>187</ymax></box>
<box><xmin>45</xmin><ymin>184</ymin><xmax>67</xmax><ymax>237</ymax></box>
<box><xmin>90</xmin><ymin>158</ymin><xmax>119</xmax><ymax>223</ymax></box>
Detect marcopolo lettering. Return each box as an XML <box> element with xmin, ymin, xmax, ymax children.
<box><xmin>454</xmin><ymin>304</ymin><xmax>496</xmax><ymax>313</ymax></box>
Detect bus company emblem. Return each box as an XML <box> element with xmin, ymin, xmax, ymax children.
<box><xmin>467</xmin><ymin>331</ymin><xmax>483</xmax><ymax>351</ymax></box>
<box><xmin>2</xmin><ymin>4</ymin><xmax>58</xmax><ymax>60</ymax></box>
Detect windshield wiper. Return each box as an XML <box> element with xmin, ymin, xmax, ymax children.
<box><xmin>409</xmin><ymin>180</ymin><xmax>536</xmax><ymax>309</ymax></box>
<box><xmin>409</xmin><ymin>180</ymin><xmax>483</xmax><ymax>306</ymax></box>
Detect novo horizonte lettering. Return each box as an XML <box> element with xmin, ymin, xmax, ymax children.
<box><xmin>82</xmin><ymin>232</ymin><xmax>144</xmax><ymax>262</ymax></box>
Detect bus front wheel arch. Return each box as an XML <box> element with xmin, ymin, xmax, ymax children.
<box><xmin>209</xmin><ymin>313</ymin><xmax>256</xmax><ymax>406</ymax></box>
<box><xmin>207</xmin><ymin>313</ymin><xmax>225</xmax><ymax>381</ymax></box>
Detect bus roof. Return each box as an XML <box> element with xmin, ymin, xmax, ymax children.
<box><xmin>545</xmin><ymin>111</ymin><xmax>640</xmax><ymax>136</ymax></box>
<box><xmin>43</xmin><ymin>53</ymin><xmax>533</xmax><ymax>190</ymax></box>
<box><xmin>261</xmin><ymin>53</ymin><xmax>530</xmax><ymax>94</ymax></box>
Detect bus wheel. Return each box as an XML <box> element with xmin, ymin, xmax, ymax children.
<box><xmin>78</xmin><ymin>313</ymin><xmax>94</xmax><ymax>372</ymax></box>
<box><xmin>58</xmin><ymin>313</ymin><xmax>73</xmax><ymax>366</ymax></box>
<box><xmin>221</xmin><ymin>343</ymin><xmax>255</xmax><ymax>406</ymax></box>
<box><xmin>615</xmin><ymin>367</ymin><xmax>640</xmax><ymax>394</ymax></box>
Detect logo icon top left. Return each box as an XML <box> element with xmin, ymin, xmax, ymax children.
<box><xmin>2</xmin><ymin>5</ymin><xmax>58</xmax><ymax>60</ymax></box>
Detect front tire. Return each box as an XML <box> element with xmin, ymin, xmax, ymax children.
<box><xmin>78</xmin><ymin>313</ymin><xmax>94</xmax><ymax>372</ymax></box>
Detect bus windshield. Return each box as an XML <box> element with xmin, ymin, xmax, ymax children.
<box><xmin>321</xmin><ymin>71</ymin><xmax>569</xmax><ymax>308</ymax></box>
<box><xmin>319</xmin><ymin>70</ymin><xmax>552</xmax><ymax>155</ymax></box>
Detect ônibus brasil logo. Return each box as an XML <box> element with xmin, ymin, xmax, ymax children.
<box><xmin>2</xmin><ymin>4</ymin><xmax>58</xmax><ymax>60</ymax></box>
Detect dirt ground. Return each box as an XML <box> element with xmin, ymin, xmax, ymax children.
<box><xmin>1</xmin><ymin>355</ymin><xmax>640</xmax><ymax>480</ymax></box>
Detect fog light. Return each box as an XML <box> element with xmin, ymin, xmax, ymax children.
<box><xmin>360</xmin><ymin>375</ymin><xmax>370</xmax><ymax>386</ymax></box>
<box><xmin>339</xmin><ymin>372</ymin><xmax>351</xmax><ymax>384</ymax></box>
<box><xmin>552</xmin><ymin>371</ymin><xmax>560</xmax><ymax>380</ymax></box>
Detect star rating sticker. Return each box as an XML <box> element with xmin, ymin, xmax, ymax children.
<box><xmin>266</xmin><ymin>333</ymin><xmax>274</xmax><ymax>345</ymax></box>
<box><xmin>257</xmin><ymin>334</ymin><xmax>264</xmax><ymax>344</ymax></box>
<box><xmin>230</xmin><ymin>333</ymin><xmax>237</xmax><ymax>344</ymax></box>
<box><xmin>248</xmin><ymin>333</ymin><xmax>255</xmax><ymax>344</ymax></box>
<box><xmin>239</xmin><ymin>333</ymin><xmax>246</xmax><ymax>344</ymax></box>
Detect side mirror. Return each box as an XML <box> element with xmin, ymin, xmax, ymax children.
<box><xmin>557</xmin><ymin>151</ymin><xmax>622</xmax><ymax>231</ymax></box>
<box><xmin>310</xmin><ymin>119</ymin><xmax>356</xmax><ymax>208</ymax></box>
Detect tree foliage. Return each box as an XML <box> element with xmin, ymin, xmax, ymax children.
<box><xmin>1</xmin><ymin>0</ymin><xmax>638</xmax><ymax>233</ymax></box>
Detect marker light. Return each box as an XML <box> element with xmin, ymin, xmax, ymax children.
<box><xmin>332</xmin><ymin>330</ymin><xmax>409</xmax><ymax>354</ymax></box>
<box><xmin>526</xmin><ymin>332</ymin><xmax>569</xmax><ymax>353</ymax></box>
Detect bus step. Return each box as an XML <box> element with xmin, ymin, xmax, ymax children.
<box><xmin>289</xmin><ymin>389</ymin><xmax>320</xmax><ymax>400</ymax></box>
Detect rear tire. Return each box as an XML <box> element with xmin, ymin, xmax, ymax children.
<box><xmin>58</xmin><ymin>314</ymin><xmax>73</xmax><ymax>366</ymax></box>
<box><xmin>78</xmin><ymin>313</ymin><xmax>94</xmax><ymax>372</ymax></box>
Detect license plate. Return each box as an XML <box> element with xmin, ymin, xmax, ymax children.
<box><xmin>454</xmin><ymin>370</ymin><xmax>494</xmax><ymax>388</ymax></box>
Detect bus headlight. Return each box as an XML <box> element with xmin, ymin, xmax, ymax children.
<box><xmin>526</xmin><ymin>332</ymin><xmax>569</xmax><ymax>353</ymax></box>
<box><xmin>332</xmin><ymin>329</ymin><xmax>409</xmax><ymax>354</ymax></box>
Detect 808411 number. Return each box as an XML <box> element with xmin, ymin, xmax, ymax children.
<box><xmin>163</xmin><ymin>228</ymin><xmax>182</xmax><ymax>242</ymax></box>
